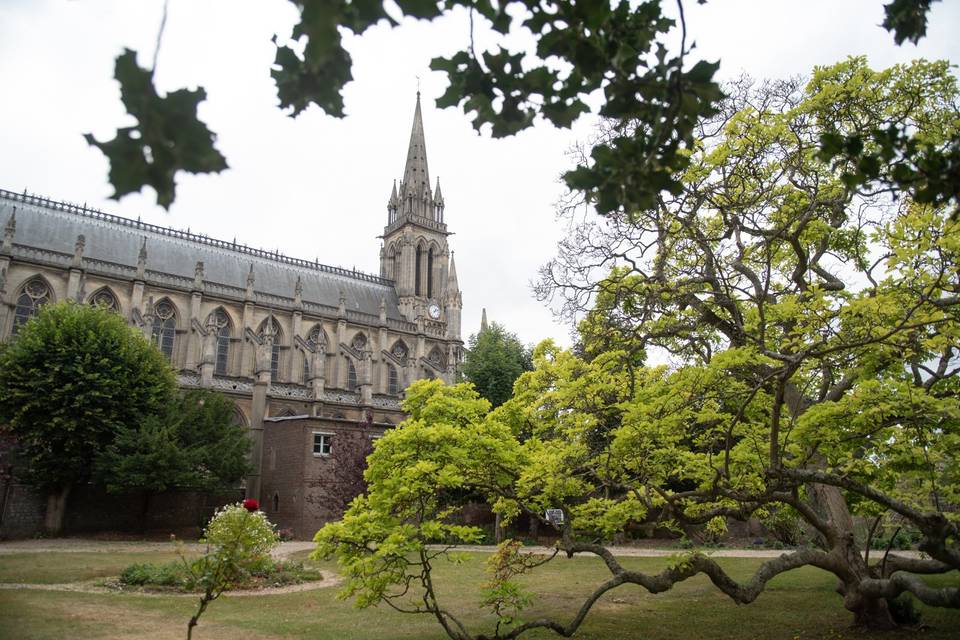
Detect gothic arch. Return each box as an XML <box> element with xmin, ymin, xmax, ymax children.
<box><xmin>232</xmin><ymin>406</ymin><xmax>248</xmax><ymax>427</ymax></box>
<box><xmin>305</xmin><ymin>323</ymin><xmax>328</xmax><ymax>348</ymax></box>
<box><xmin>208</xmin><ymin>307</ymin><xmax>233</xmax><ymax>375</ymax></box>
<box><xmin>427</xmin><ymin>345</ymin><xmax>445</xmax><ymax>368</ymax></box>
<box><xmin>387</xmin><ymin>363</ymin><xmax>400</xmax><ymax>395</ymax></box>
<box><xmin>389</xmin><ymin>338</ymin><xmax>409</xmax><ymax>363</ymax></box>
<box><xmin>257</xmin><ymin>316</ymin><xmax>284</xmax><ymax>380</ymax></box>
<box><xmin>12</xmin><ymin>275</ymin><xmax>54</xmax><ymax>333</ymax></box>
<box><xmin>350</xmin><ymin>331</ymin><xmax>368</xmax><ymax>352</ymax></box>
<box><xmin>302</xmin><ymin>323</ymin><xmax>328</xmax><ymax>382</ymax></box>
<box><xmin>151</xmin><ymin>297</ymin><xmax>179</xmax><ymax>361</ymax></box>
<box><xmin>346</xmin><ymin>357</ymin><xmax>358</xmax><ymax>391</ymax></box>
<box><xmin>87</xmin><ymin>286</ymin><xmax>120</xmax><ymax>313</ymax></box>
<box><xmin>386</xmin><ymin>242</ymin><xmax>399</xmax><ymax>281</ymax></box>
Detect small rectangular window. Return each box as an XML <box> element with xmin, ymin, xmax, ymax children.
<box><xmin>313</xmin><ymin>432</ymin><xmax>332</xmax><ymax>456</ymax></box>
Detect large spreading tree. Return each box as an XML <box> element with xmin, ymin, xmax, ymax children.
<box><xmin>316</xmin><ymin>56</ymin><xmax>960</xmax><ymax>637</ymax></box>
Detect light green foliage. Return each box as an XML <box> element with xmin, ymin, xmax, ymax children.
<box><xmin>96</xmin><ymin>389</ymin><xmax>251</xmax><ymax>494</ymax></box>
<box><xmin>315</xmin><ymin>380</ymin><xmax>515</xmax><ymax>611</ymax></box>
<box><xmin>481</xmin><ymin>540</ymin><xmax>539</xmax><ymax>629</ymax></box>
<box><xmin>0</xmin><ymin>302</ymin><xmax>175</xmax><ymax>493</ymax></box>
<box><xmin>462</xmin><ymin>322</ymin><xmax>532</xmax><ymax>408</ymax></box>
<box><xmin>322</xmin><ymin>56</ymin><xmax>960</xmax><ymax>637</ymax></box>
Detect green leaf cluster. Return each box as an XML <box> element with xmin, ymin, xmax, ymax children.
<box><xmin>85</xmin><ymin>50</ymin><xmax>227</xmax><ymax>209</ymax></box>
<box><xmin>462</xmin><ymin>321</ymin><xmax>532</xmax><ymax>408</ymax></box>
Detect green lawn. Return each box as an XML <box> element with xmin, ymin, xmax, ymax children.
<box><xmin>0</xmin><ymin>548</ymin><xmax>957</xmax><ymax>640</ymax></box>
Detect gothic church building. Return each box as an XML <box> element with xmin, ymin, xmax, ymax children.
<box><xmin>0</xmin><ymin>95</ymin><xmax>462</xmax><ymax>537</ymax></box>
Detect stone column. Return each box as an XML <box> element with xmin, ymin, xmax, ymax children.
<box><xmin>199</xmin><ymin>313</ymin><xmax>217</xmax><ymax>387</ymax></box>
<box><xmin>247</xmin><ymin>329</ymin><xmax>274</xmax><ymax>501</ymax></box>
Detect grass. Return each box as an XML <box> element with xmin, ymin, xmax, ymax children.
<box><xmin>0</xmin><ymin>548</ymin><xmax>958</xmax><ymax>639</ymax></box>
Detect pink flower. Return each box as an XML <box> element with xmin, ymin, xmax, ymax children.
<box><xmin>242</xmin><ymin>499</ymin><xmax>259</xmax><ymax>512</ymax></box>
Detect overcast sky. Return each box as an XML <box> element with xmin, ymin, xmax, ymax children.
<box><xmin>1</xmin><ymin>0</ymin><xmax>958</xmax><ymax>348</ymax></box>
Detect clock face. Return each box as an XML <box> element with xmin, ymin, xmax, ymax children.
<box><xmin>428</xmin><ymin>303</ymin><xmax>441</xmax><ymax>319</ymax></box>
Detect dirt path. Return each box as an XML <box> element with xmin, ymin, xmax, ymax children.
<box><xmin>0</xmin><ymin>538</ymin><xmax>923</xmax><ymax>559</ymax></box>
<box><xmin>0</xmin><ymin>538</ymin><xmax>317</xmax><ymax>559</ymax></box>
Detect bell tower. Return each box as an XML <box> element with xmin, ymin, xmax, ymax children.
<box><xmin>380</xmin><ymin>93</ymin><xmax>460</xmax><ymax>335</ymax></box>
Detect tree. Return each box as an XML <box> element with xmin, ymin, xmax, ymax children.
<box><xmin>536</xmin><ymin>56</ymin><xmax>960</xmax><ymax>628</ymax></box>
<box><xmin>0</xmin><ymin>302</ymin><xmax>176</xmax><ymax>533</ymax></box>
<box><xmin>89</xmin><ymin>1</ymin><xmax>952</xmax><ymax>218</ymax></box>
<box><xmin>316</xmin><ymin>58</ymin><xmax>960</xmax><ymax>638</ymax></box>
<box><xmin>95</xmin><ymin>389</ymin><xmax>251</xmax><ymax>529</ymax></box>
<box><xmin>463</xmin><ymin>322</ymin><xmax>532</xmax><ymax>408</ymax></box>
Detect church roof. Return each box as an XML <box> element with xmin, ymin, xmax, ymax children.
<box><xmin>0</xmin><ymin>188</ymin><xmax>408</xmax><ymax>323</ymax></box>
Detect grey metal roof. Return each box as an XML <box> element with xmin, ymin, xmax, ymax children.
<box><xmin>0</xmin><ymin>188</ymin><xmax>404</xmax><ymax>321</ymax></box>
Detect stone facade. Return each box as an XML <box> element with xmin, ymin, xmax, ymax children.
<box><xmin>0</xmin><ymin>95</ymin><xmax>463</xmax><ymax>536</ymax></box>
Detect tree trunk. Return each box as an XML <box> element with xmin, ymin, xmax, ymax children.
<box><xmin>44</xmin><ymin>484</ymin><xmax>71</xmax><ymax>535</ymax></box>
<box><xmin>494</xmin><ymin>512</ymin><xmax>505</xmax><ymax>544</ymax></box>
<box><xmin>810</xmin><ymin>486</ymin><xmax>898</xmax><ymax>631</ymax></box>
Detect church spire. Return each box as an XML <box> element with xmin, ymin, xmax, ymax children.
<box><xmin>402</xmin><ymin>92</ymin><xmax>431</xmax><ymax>199</ymax></box>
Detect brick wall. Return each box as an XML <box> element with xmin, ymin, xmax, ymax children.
<box><xmin>262</xmin><ymin>416</ymin><xmax>383</xmax><ymax>539</ymax></box>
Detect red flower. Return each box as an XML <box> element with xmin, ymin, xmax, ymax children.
<box><xmin>242</xmin><ymin>499</ymin><xmax>259</xmax><ymax>512</ymax></box>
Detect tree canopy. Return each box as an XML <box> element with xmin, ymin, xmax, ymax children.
<box><xmin>96</xmin><ymin>389</ymin><xmax>250</xmax><ymax>495</ymax></box>
<box><xmin>316</xmin><ymin>56</ymin><xmax>960</xmax><ymax>637</ymax></box>
<box><xmin>0</xmin><ymin>302</ymin><xmax>250</xmax><ymax>533</ymax></box>
<box><xmin>88</xmin><ymin>1</ymin><xmax>953</xmax><ymax>213</ymax></box>
<box><xmin>462</xmin><ymin>322</ymin><xmax>532</xmax><ymax>408</ymax></box>
<box><xmin>0</xmin><ymin>302</ymin><xmax>175</xmax><ymax>494</ymax></box>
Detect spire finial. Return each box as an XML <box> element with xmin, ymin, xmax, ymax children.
<box><xmin>481</xmin><ymin>308</ymin><xmax>488</xmax><ymax>332</ymax></box>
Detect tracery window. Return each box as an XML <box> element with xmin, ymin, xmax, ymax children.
<box><xmin>391</xmin><ymin>340</ymin><xmax>408</xmax><ymax>364</ymax></box>
<box><xmin>213</xmin><ymin>309</ymin><xmax>231</xmax><ymax>375</ymax></box>
<box><xmin>428</xmin><ymin>346</ymin><xmax>444</xmax><ymax>367</ymax></box>
<box><xmin>347</xmin><ymin>359</ymin><xmax>357</xmax><ymax>391</ymax></box>
<box><xmin>258</xmin><ymin>317</ymin><xmax>283</xmax><ymax>381</ymax></box>
<box><xmin>303</xmin><ymin>325</ymin><xmax>325</xmax><ymax>382</ymax></box>
<box><xmin>89</xmin><ymin>288</ymin><xmax>119</xmax><ymax>312</ymax></box>
<box><xmin>388</xmin><ymin>364</ymin><xmax>400</xmax><ymax>395</ymax></box>
<box><xmin>351</xmin><ymin>332</ymin><xmax>367</xmax><ymax>352</ymax></box>
<box><xmin>13</xmin><ymin>279</ymin><xmax>51</xmax><ymax>333</ymax></box>
<box><xmin>152</xmin><ymin>300</ymin><xmax>177</xmax><ymax>360</ymax></box>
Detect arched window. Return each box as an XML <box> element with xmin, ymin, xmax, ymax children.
<box><xmin>88</xmin><ymin>287</ymin><xmax>119</xmax><ymax>313</ymax></box>
<box><xmin>347</xmin><ymin>359</ymin><xmax>358</xmax><ymax>391</ymax></box>
<box><xmin>152</xmin><ymin>300</ymin><xmax>177</xmax><ymax>360</ymax></box>
<box><xmin>13</xmin><ymin>278</ymin><xmax>51</xmax><ymax>333</ymax></box>
<box><xmin>232</xmin><ymin>406</ymin><xmax>247</xmax><ymax>427</ymax></box>
<box><xmin>428</xmin><ymin>346</ymin><xmax>445</xmax><ymax>368</ymax></box>
<box><xmin>212</xmin><ymin>309</ymin><xmax>231</xmax><ymax>375</ymax></box>
<box><xmin>427</xmin><ymin>247</ymin><xmax>434</xmax><ymax>298</ymax></box>
<box><xmin>351</xmin><ymin>332</ymin><xmax>367</xmax><ymax>352</ymax></box>
<box><xmin>388</xmin><ymin>364</ymin><xmax>400</xmax><ymax>395</ymax></box>
<box><xmin>390</xmin><ymin>339</ymin><xmax>409</xmax><ymax>364</ymax></box>
<box><xmin>415</xmin><ymin>246</ymin><xmax>422</xmax><ymax>295</ymax></box>
<box><xmin>303</xmin><ymin>325</ymin><xmax>326</xmax><ymax>382</ymax></box>
<box><xmin>258</xmin><ymin>317</ymin><xmax>283</xmax><ymax>381</ymax></box>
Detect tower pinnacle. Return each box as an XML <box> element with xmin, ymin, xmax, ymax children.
<box><xmin>402</xmin><ymin>92</ymin><xmax>430</xmax><ymax>195</ymax></box>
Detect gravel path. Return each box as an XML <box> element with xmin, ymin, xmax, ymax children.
<box><xmin>0</xmin><ymin>538</ymin><xmax>923</xmax><ymax>559</ymax></box>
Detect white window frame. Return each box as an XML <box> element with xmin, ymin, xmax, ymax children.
<box><xmin>312</xmin><ymin>431</ymin><xmax>333</xmax><ymax>457</ymax></box>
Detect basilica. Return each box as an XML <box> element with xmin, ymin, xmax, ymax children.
<box><xmin>0</xmin><ymin>95</ymin><xmax>463</xmax><ymax>536</ymax></box>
